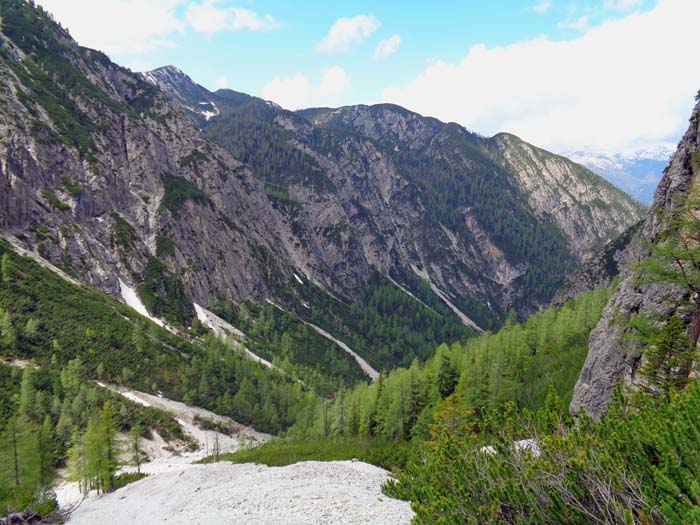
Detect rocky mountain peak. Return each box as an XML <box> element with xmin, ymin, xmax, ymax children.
<box><xmin>142</xmin><ymin>65</ymin><xmax>219</xmax><ymax>121</ymax></box>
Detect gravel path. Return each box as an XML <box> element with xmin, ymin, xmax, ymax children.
<box><xmin>67</xmin><ymin>460</ymin><xmax>414</xmax><ymax>525</ymax></box>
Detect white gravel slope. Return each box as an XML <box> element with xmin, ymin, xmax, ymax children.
<box><xmin>67</xmin><ymin>460</ymin><xmax>414</xmax><ymax>525</ymax></box>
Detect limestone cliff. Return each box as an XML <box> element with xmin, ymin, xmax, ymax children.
<box><xmin>571</xmin><ymin>96</ymin><xmax>700</xmax><ymax>417</ymax></box>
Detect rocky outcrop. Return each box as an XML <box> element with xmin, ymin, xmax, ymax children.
<box><xmin>552</xmin><ymin>220</ymin><xmax>643</xmax><ymax>306</ymax></box>
<box><xmin>570</xmin><ymin>97</ymin><xmax>700</xmax><ymax>417</ymax></box>
<box><xmin>489</xmin><ymin>133</ymin><xmax>646</xmax><ymax>262</ymax></box>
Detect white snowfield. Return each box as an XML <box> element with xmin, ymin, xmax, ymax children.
<box><xmin>67</xmin><ymin>460</ymin><xmax>414</xmax><ymax>525</ymax></box>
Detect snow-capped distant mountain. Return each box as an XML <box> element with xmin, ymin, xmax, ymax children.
<box><xmin>565</xmin><ymin>146</ymin><xmax>674</xmax><ymax>205</ymax></box>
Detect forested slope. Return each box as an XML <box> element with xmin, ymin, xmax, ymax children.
<box><xmin>0</xmin><ymin>240</ymin><xmax>311</xmax><ymax>435</ymax></box>
<box><xmin>272</xmin><ymin>285</ymin><xmax>613</xmax><ymax>441</ymax></box>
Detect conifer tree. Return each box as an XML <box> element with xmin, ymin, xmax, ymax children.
<box><xmin>636</xmin><ymin>194</ymin><xmax>700</xmax><ymax>385</ymax></box>
<box><xmin>129</xmin><ymin>425</ymin><xmax>142</xmax><ymax>474</ymax></box>
<box><xmin>437</xmin><ymin>354</ymin><xmax>458</xmax><ymax>398</ymax></box>
<box><xmin>1</xmin><ymin>253</ymin><xmax>12</xmax><ymax>283</ymax></box>
<box><xmin>18</xmin><ymin>366</ymin><xmax>35</xmax><ymax>417</ymax></box>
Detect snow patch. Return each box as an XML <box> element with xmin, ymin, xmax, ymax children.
<box><xmin>201</xmin><ymin>100</ymin><xmax>219</xmax><ymax>121</ymax></box>
<box><xmin>293</xmin><ymin>273</ymin><xmax>304</xmax><ymax>285</ymax></box>
<box><xmin>118</xmin><ymin>279</ymin><xmax>165</xmax><ymax>328</ymax></box>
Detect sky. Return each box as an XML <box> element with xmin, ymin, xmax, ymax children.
<box><xmin>36</xmin><ymin>0</ymin><xmax>700</xmax><ymax>154</ymax></box>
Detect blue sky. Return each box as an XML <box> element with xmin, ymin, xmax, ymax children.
<box><xmin>37</xmin><ymin>1</ymin><xmax>698</xmax><ymax>153</ymax></box>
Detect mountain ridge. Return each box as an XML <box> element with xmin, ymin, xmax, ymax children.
<box><xmin>0</xmin><ymin>0</ymin><xmax>645</xmax><ymax>379</ymax></box>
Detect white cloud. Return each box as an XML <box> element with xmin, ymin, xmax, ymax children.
<box><xmin>38</xmin><ymin>0</ymin><xmax>186</xmax><ymax>54</ymax></box>
<box><xmin>557</xmin><ymin>15</ymin><xmax>589</xmax><ymax>32</ymax></box>
<box><xmin>38</xmin><ymin>0</ymin><xmax>278</xmax><ymax>56</ymax></box>
<box><xmin>382</xmin><ymin>0</ymin><xmax>700</xmax><ymax>153</ymax></box>
<box><xmin>318</xmin><ymin>66</ymin><xmax>351</xmax><ymax>99</ymax></box>
<box><xmin>262</xmin><ymin>67</ymin><xmax>351</xmax><ymax>110</ymax></box>
<box><xmin>604</xmin><ymin>0</ymin><xmax>644</xmax><ymax>11</ymax></box>
<box><xmin>185</xmin><ymin>1</ymin><xmax>279</xmax><ymax>34</ymax></box>
<box><xmin>374</xmin><ymin>35</ymin><xmax>401</xmax><ymax>60</ymax></box>
<box><xmin>214</xmin><ymin>76</ymin><xmax>229</xmax><ymax>90</ymax></box>
<box><xmin>530</xmin><ymin>0</ymin><xmax>552</xmax><ymax>14</ymax></box>
<box><xmin>124</xmin><ymin>60</ymin><xmax>158</xmax><ymax>73</ymax></box>
<box><xmin>317</xmin><ymin>15</ymin><xmax>380</xmax><ymax>54</ymax></box>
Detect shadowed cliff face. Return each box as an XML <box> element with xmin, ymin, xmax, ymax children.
<box><xmin>0</xmin><ymin>1</ymin><xmax>644</xmax><ymax>359</ymax></box>
<box><xmin>571</xmin><ymin>96</ymin><xmax>700</xmax><ymax>418</ymax></box>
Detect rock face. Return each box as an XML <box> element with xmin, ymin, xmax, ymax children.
<box><xmin>489</xmin><ymin>133</ymin><xmax>645</xmax><ymax>262</ymax></box>
<box><xmin>148</xmin><ymin>65</ymin><xmax>643</xmax><ymax>324</ymax></box>
<box><xmin>0</xmin><ymin>2</ymin><xmax>644</xmax><ymax>356</ymax></box>
<box><xmin>570</xmin><ymin>97</ymin><xmax>700</xmax><ymax>417</ymax></box>
<box><xmin>552</xmin><ymin>220</ymin><xmax>643</xmax><ymax>306</ymax></box>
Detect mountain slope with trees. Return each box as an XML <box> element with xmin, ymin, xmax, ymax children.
<box><xmin>0</xmin><ymin>0</ymin><xmax>644</xmax><ymax>381</ymax></box>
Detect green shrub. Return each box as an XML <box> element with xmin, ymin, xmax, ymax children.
<box><xmin>110</xmin><ymin>213</ymin><xmax>137</xmax><ymax>252</ymax></box>
<box><xmin>217</xmin><ymin>437</ymin><xmax>415</xmax><ymax>473</ymax></box>
<box><xmin>41</xmin><ymin>189</ymin><xmax>69</xmax><ymax>211</ymax></box>
<box><xmin>155</xmin><ymin>234</ymin><xmax>175</xmax><ymax>257</ymax></box>
<box><xmin>60</xmin><ymin>177</ymin><xmax>83</xmax><ymax>198</ymax></box>
<box><xmin>112</xmin><ymin>472</ymin><xmax>148</xmax><ymax>490</ymax></box>
<box><xmin>159</xmin><ymin>174</ymin><xmax>211</xmax><ymax>216</ymax></box>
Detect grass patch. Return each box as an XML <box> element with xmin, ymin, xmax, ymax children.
<box><xmin>110</xmin><ymin>213</ymin><xmax>137</xmax><ymax>252</ymax></box>
<box><xmin>112</xmin><ymin>472</ymin><xmax>149</xmax><ymax>490</ymax></box>
<box><xmin>178</xmin><ymin>149</ymin><xmax>208</xmax><ymax>169</ymax></box>
<box><xmin>155</xmin><ymin>233</ymin><xmax>175</xmax><ymax>257</ymax></box>
<box><xmin>214</xmin><ymin>437</ymin><xmax>417</xmax><ymax>473</ymax></box>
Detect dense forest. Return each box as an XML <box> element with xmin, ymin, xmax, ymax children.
<box><xmin>0</xmin><ymin>230</ymin><xmax>611</xmax><ymax>518</ymax></box>
<box><xmin>286</xmin><ymin>285</ymin><xmax>612</xmax><ymax>441</ymax></box>
<box><xmin>205</xmin><ymin>272</ymin><xmax>478</xmax><ymax>393</ymax></box>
